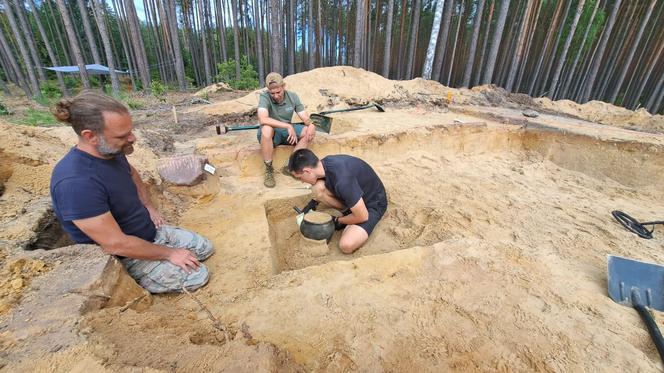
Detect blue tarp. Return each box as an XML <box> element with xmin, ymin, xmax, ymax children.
<box><xmin>44</xmin><ymin>64</ymin><xmax>128</xmax><ymax>75</ymax></box>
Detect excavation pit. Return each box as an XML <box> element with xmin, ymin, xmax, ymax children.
<box><xmin>265</xmin><ymin>123</ymin><xmax>664</xmax><ymax>275</ymax></box>
<box><xmin>25</xmin><ymin>208</ymin><xmax>73</xmax><ymax>251</ymax></box>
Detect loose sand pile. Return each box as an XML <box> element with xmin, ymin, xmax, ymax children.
<box><xmin>191</xmin><ymin>67</ymin><xmax>663</xmax><ymax>134</ymax></box>
<box><xmin>1</xmin><ymin>67</ymin><xmax>664</xmax><ymax>372</ymax></box>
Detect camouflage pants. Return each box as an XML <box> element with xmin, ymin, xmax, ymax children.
<box><xmin>121</xmin><ymin>225</ymin><xmax>214</xmax><ymax>293</ymax></box>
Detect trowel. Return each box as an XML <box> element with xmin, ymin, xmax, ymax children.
<box><xmin>293</xmin><ymin>199</ymin><xmax>319</xmax><ymax>227</ymax></box>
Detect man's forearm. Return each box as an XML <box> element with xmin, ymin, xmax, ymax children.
<box><xmin>338</xmin><ymin>212</ymin><xmax>368</xmax><ymax>225</ymax></box>
<box><xmin>296</xmin><ymin>111</ymin><xmax>313</xmax><ymax>126</ymax></box>
<box><xmin>102</xmin><ymin>234</ymin><xmax>171</xmax><ymax>260</ymax></box>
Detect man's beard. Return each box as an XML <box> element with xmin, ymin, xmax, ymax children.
<box><xmin>97</xmin><ymin>135</ymin><xmax>134</xmax><ymax>157</ymax></box>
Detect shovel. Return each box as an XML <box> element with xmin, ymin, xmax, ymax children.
<box><xmin>215</xmin><ymin>118</ymin><xmax>332</xmax><ymax>135</ymax></box>
<box><xmin>608</xmin><ymin>255</ymin><xmax>664</xmax><ymax>362</ymax></box>
<box><xmin>318</xmin><ymin>103</ymin><xmax>385</xmax><ymax>116</ymax></box>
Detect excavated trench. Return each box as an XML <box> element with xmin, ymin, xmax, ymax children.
<box><xmin>264</xmin><ymin>123</ymin><xmax>664</xmax><ymax>274</ymax></box>
<box><xmin>30</xmin><ymin>118</ymin><xmax>664</xmax><ymax>372</ymax></box>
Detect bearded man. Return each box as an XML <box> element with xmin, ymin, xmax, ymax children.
<box><xmin>49</xmin><ymin>91</ymin><xmax>214</xmax><ymax>293</ymax></box>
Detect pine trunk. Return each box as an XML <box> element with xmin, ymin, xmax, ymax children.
<box><xmin>166</xmin><ymin>0</ymin><xmax>186</xmax><ymax>90</ymax></box>
<box><xmin>269</xmin><ymin>0</ymin><xmax>283</xmax><ymax>73</ymax></box>
<box><xmin>473</xmin><ymin>0</ymin><xmax>494</xmax><ymax>86</ymax></box>
<box><xmin>579</xmin><ymin>0</ymin><xmax>623</xmax><ymax>103</ymax></box>
<box><xmin>353</xmin><ymin>0</ymin><xmax>366</xmax><ymax>68</ymax></box>
<box><xmin>596</xmin><ymin>1</ymin><xmax>635</xmax><ymax>99</ymax></box>
<box><xmin>91</xmin><ymin>0</ymin><xmax>121</xmax><ymax>95</ymax></box>
<box><xmin>77</xmin><ymin>0</ymin><xmax>102</xmax><ymax>64</ymax></box>
<box><xmin>607</xmin><ymin>0</ymin><xmax>657</xmax><ymax>104</ymax></box>
<box><xmin>645</xmin><ymin>68</ymin><xmax>664</xmax><ymax>113</ymax></box>
<box><xmin>45</xmin><ymin>0</ymin><xmax>71</xmax><ymax>65</ymax></box>
<box><xmin>27</xmin><ymin>0</ymin><xmax>68</xmax><ymax>95</ymax></box>
<box><xmin>382</xmin><ymin>0</ymin><xmax>395</xmax><ymax>77</ymax></box>
<box><xmin>629</xmin><ymin>38</ymin><xmax>664</xmax><ymax>109</ymax></box>
<box><xmin>124</xmin><ymin>0</ymin><xmax>151</xmax><ymax>90</ymax></box>
<box><xmin>404</xmin><ymin>0</ymin><xmax>421</xmax><ymax>79</ymax></box>
<box><xmin>462</xmin><ymin>0</ymin><xmax>485</xmax><ymax>87</ymax></box>
<box><xmin>0</xmin><ymin>23</ymin><xmax>30</xmax><ymax>95</ymax></box>
<box><xmin>395</xmin><ymin>0</ymin><xmax>408</xmax><ymax>78</ymax></box>
<box><xmin>12</xmin><ymin>0</ymin><xmax>46</xmax><ymax>81</ymax></box>
<box><xmin>255</xmin><ymin>0</ymin><xmax>266</xmax><ymax>84</ymax></box>
<box><xmin>423</xmin><ymin>0</ymin><xmax>445</xmax><ymax>79</ymax></box>
<box><xmin>197</xmin><ymin>0</ymin><xmax>212</xmax><ymax>84</ymax></box>
<box><xmin>559</xmin><ymin>0</ymin><xmax>601</xmax><ymax>99</ymax></box>
<box><xmin>288</xmin><ymin>0</ymin><xmax>296</xmax><ymax>74</ymax></box>
<box><xmin>526</xmin><ymin>0</ymin><xmax>563</xmax><ymax>95</ymax></box>
<box><xmin>481</xmin><ymin>0</ymin><xmax>510</xmax><ymax>84</ymax></box>
<box><xmin>548</xmin><ymin>0</ymin><xmax>586</xmax><ymax>98</ymax></box>
<box><xmin>536</xmin><ymin>0</ymin><xmax>572</xmax><ymax>96</ymax></box>
<box><xmin>505</xmin><ymin>0</ymin><xmax>531</xmax><ymax>91</ymax></box>
<box><xmin>515</xmin><ymin>0</ymin><xmax>542</xmax><ymax>92</ymax></box>
<box><xmin>446</xmin><ymin>0</ymin><xmax>465</xmax><ymax>85</ymax></box>
<box><xmin>432</xmin><ymin>0</ymin><xmax>453</xmax><ymax>82</ymax></box>
<box><xmin>54</xmin><ymin>0</ymin><xmax>89</xmax><ymax>88</ymax></box>
<box><xmin>3</xmin><ymin>0</ymin><xmax>41</xmax><ymax>95</ymax></box>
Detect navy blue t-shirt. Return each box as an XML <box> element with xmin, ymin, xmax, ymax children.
<box><xmin>50</xmin><ymin>147</ymin><xmax>156</xmax><ymax>244</ymax></box>
<box><xmin>322</xmin><ymin>155</ymin><xmax>387</xmax><ymax>210</ymax></box>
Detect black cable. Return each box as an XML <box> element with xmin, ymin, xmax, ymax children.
<box><xmin>612</xmin><ymin>210</ymin><xmax>664</xmax><ymax>239</ymax></box>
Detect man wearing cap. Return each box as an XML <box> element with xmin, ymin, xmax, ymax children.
<box><xmin>257</xmin><ymin>72</ymin><xmax>316</xmax><ymax>188</ymax></box>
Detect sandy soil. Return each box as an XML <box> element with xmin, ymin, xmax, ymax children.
<box><xmin>1</xmin><ymin>67</ymin><xmax>664</xmax><ymax>372</ymax></box>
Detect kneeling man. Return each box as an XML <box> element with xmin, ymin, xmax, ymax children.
<box><xmin>288</xmin><ymin>149</ymin><xmax>387</xmax><ymax>254</ymax></box>
<box><xmin>50</xmin><ymin>91</ymin><xmax>214</xmax><ymax>293</ymax></box>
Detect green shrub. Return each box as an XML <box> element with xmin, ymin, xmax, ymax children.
<box><xmin>64</xmin><ymin>76</ymin><xmax>80</xmax><ymax>90</ymax></box>
<box><xmin>151</xmin><ymin>80</ymin><xmax>167</xmax><ymax>97</ymax></box>
<box><xmin>11</xmin><ymin>108</ymin><xmax>58</xmax><ymax>126</ymax></box>
<box><xmin>215</xmin><ymin>56</ymin><xmax>259</xmax><ymax>90</ymax></box>
<box><xmin>0</xmin><ymin>101</ymin><xmax>10</xmax><ymax>115</ymax></box>
<box><xmin>125</xmin><ymin>98</ymin><xmax>144</xmax><ymax>110</ymax></box>
<box><xmin>40</xmin><ymin>80</ymin><xmax>63</xmax><ymax>101</ymax></box>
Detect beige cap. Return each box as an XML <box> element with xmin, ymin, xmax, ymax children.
<box><xmin>265</xmin><ymin>72</ymin><xmax>284</xmax><ymax>88</ymax></box>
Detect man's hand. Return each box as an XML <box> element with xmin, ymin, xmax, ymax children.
<box><xmin>287</xmin><ymin>124</ymin><xmax>298</xmax><ymax>145</ymax></box>
<box><xmin>146</xmin><ymin>205</ymin><xmax>165</xmax><ymax>229</ymax></box>
<box><xmin>305</xmin><ymin>122</ymin><xmax>316</xmax><ymax>142</ymax></box>
<box><xmin>167</xmin><ymin>248</ymin><xmax>200</xmax><ymax>273</ymax></box>
<box><xmin>332</xmin><ymin>216</ymin><xmax>347</xmax><ymax>231</ymax></box>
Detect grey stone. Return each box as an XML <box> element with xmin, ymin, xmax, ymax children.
<box><xmin>157</xmin><ymin>154</ymin><xmax>208</xmax><ymax>186</ymax></box>
<box><xmin>523</xmin><ymin>109</ymin><xmax>540</xmax><ymax>118</ymax></box>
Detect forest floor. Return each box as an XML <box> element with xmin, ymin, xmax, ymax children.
<box><xmin>1</xmin><ymin>66</ymin><xmax>663</xmax><ymax>372</ymax></box>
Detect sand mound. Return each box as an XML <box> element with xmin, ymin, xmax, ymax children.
<box><xmin>191</xmin><ymin>66</ymin><xmax>451</xmax><ymax>117</ymax></box>
<box><xmin>535</xmin><ymin>98</ymin><xmax>663</xmax><ymax>132</ymax></box>
<box><xmin>191</xmin><ymin>67</ymin><xmax>661</xmax><ymax>133</ymax></box>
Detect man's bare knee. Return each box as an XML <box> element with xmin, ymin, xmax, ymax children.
<box><xmin>260</xmin><ymin>126</ymin><xmax>274</xmax><ymax>140</ymax></box>
<box><xmin>339</xmin><ymin>240</ymin><xmax>359</xmax><ymax>254</ymax></box>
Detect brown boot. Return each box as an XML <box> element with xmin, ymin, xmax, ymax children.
<box><xmin>264</xmin><ymin>162</ymin><xmax>276</xmax><ymax>188</ymax></box>
<box><xmin>280</xmin><ymin>164</ymin><xmax>293</xmax><ymax>177</ymax></box>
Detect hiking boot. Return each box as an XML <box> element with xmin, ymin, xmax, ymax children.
<box><xmin>280</xmin><ymin>165</ymin><xmax>292</xmax><ymax>177</ymax></box>
<box><xmin>264</xmin><ymin>164</ymin><xmax>276</xmax><ymax>188</ymax></box>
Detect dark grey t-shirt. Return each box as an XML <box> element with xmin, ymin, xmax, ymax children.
<box><xmin>258</xmin><ymin>90</ymin><xmax>304</xmax><ymax>123</ymax></box>
<box><xmin>322</xmin><ymin>155</ymin><xmax>387</xmax><ymax>209</ymax></box>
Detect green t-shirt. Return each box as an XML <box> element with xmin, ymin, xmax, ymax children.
<box><xmin>258</xmin><ymin>90</ymin><xmax>305</xmax><ymax>123</ymax></box>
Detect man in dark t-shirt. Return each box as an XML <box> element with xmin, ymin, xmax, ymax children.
<box><xmin>49</xmin><ymin>91</ymin><xmax>214</xmax><ymax>293</ymax></box>
<box><xmin>288</xmin><ymin>149</ymin><xmax>387</xmax><ymax>254</ymax></box>
<box><xmin>257</xmin><ymin>72</ymin><xmax>316</xmax><ymax>188</ymax></box>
